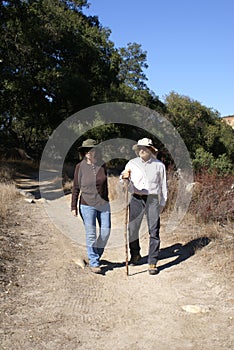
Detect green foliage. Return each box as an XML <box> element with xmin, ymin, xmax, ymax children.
<box><xmin>0</xmin><ymin>1</ymin><xmax>233</xmax><ymax>175</ymax></box>
<box><xmin>0</xmin><ymin>0</ymin><xmax>164</xmax><ymax>157</ymax></box>
<box><xmin>213</xmin><ymin>154</ymin><xmax>233</xmax><ymax>175</ymax></box>
<box><xmin>118</xmin><ymin>42</ymin><xmax>148</xmax><ymax>90</ymax></box>
<box><xmin>0</xmin><ymin>0</ymin><xmax>119</xmax><ymax>150</ymax></box>
<box><xmin>193</xmin><ymin>147</ymin><xmax>233</xmax><ymax>175</ymax></box>
<box><xmin>193</xmin><ymin>148</ymin><xmax>215</xmax><ymax>171</ymax></box>
<box><xmin>165</xmin><ymin>92</ymin><xmax>233</xmax><ymax>173</ymax></box>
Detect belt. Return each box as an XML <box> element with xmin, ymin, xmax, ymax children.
<box><xmin>133</xmin><ymin>193</ymin><xmax>148</xmax><ymax>200</ymax></box>
<box><xmin>133</xmin><ymin>193</ymin><xmax>158</xmax><ymax>200</ymax></box>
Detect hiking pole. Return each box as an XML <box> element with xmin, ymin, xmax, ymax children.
<box><xmin>124</xmin><ymin>180</ymin><xmax>129</xmax><ymax>276</ymax></box>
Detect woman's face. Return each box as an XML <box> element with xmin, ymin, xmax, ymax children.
<box><xmin>85</xmin><ymin>148</ymin><xmax>96</xmax><ymax>162</ymax></box>
<box><xmin>138</xmin><ymin>146</ymin><xmax>152</xmax><ymax>161</ymax></box>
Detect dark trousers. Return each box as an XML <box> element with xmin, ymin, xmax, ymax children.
<box><xmin>129</xmin><ymin>194</ymin><xmax>160</xmax><ymax>265</ymax></box>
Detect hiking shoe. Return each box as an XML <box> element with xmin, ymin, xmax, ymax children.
<box><xmin>90</xmin><ymin>266</ymin><xmax>102</xmax><ymax>274</ymax></box>
<box><xmin>129</xmin><ymin>254</ymin><xmax>142</xmax><ymax>266</ymax></box>
<box><xmin>148</xmin><ymin>264</ymin><xmax>159</xmax><ymax>275</ymax></box>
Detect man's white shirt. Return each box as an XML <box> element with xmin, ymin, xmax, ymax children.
<box><xmin>122</xmin><ymin>157</ymin><xmax>167</xmax><ymax>206</ymax></box>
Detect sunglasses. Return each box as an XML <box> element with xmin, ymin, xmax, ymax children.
<box><xmin>138</xmin><ymin>146</ymin><xmax>150</xmax><ymax>151</ymax></box>
<box><xmin>83</xmin><ymin>148</ymin><xmax>96</xmax><ymax>153</ymax></box>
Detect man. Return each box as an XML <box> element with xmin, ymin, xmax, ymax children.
<box><xmin>121</xmin><ymin>138</ymin><xmax>167</xmax><ymax>275</ymax></box>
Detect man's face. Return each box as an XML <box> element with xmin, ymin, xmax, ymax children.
<box><xmin>138</xmin><ymin>146</ymin><xmax>152</xmax><ymax>161</ymax></box>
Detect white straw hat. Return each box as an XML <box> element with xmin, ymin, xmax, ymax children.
<box><xmin>132</xmin><ymin>138</ymin><xmax>158</xmax><ymax>152</ymax></box>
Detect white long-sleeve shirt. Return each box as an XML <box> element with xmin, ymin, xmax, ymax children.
<box><xmin>121</xmin><ymin>157</ymin><xmax>167</xmax><ymax>206</ymax></box>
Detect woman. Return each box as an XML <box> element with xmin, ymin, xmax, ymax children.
<box><xmin>71</xmin><ymin>139</ymin><xmax>111</xmax><ymax>274</ymax></box>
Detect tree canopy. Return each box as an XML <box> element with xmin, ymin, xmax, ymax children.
<box><xmin>164</xmin><ymin>92</ymin><xmax>233</xmax><ymax>173</ymax></box>
<box><xmin>0</xmin><ymin>1</ymin><xmax>233</xmax><ymax>173</ymax></box>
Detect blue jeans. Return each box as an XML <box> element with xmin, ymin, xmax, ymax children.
<box><xmin>79</xmin><ymin>203</ymin><xmax>111</xmax><ymax>267</ymax></box>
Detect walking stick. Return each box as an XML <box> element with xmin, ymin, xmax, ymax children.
<box><xmin>124</xmin><ymin>180</ymin><xmax>129</xmax><ymax>276</ymax></box>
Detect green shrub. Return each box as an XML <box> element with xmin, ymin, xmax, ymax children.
<box><xmin>193</xmin><ymin>147</ymin><xmax>233</xmax><ymax>175</ymax></box>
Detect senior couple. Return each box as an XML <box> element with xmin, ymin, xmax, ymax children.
<box><xmin>71</xmin><ymin>138</ymin><xmax>167</xmax><ymax>275</ymax></box>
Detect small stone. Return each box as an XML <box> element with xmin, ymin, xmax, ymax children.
<box><xmin>72</xmin><ymin>258</ymin><xmax>86</xmax><ymax>269</ymax></box>
<box><xmin>36</xmin><ymin>198</ymin><xmax>47</xmax><ymax>203</ymax></box>
<box><xmin>24</xmin><ymin>198</ymin><xmax>35</xmax><ymax>203</ymax></box>
<box><xmin>181</xmin><ymin>304</ymin><xmax>210</xmax><ymax>314</ymax></box>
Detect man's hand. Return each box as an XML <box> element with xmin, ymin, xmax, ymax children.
<box><xmin>121</xmin><ymin>169</ymin><xmax>131</xmax><ymax>179</ymax></box>
<box><xmin>72</xmin><ymin>209</ymin><xmax>77</xmax><ymax>216</ymax></box>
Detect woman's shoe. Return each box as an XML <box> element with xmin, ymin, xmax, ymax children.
<box><xmin>90</xmin><ymin>266</ymin><xmax>102</xmax><ymax>274</ymax></box>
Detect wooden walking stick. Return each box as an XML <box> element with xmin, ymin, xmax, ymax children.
<box><xmin>124</xmin><ymin>178</ymin><xmax>129</xmax><ymax>276</ymax></box>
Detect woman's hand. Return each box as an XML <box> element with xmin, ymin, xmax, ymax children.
<box><xmin>72</xmin><ymin>209</ymin><xmax>77</xmax><ymax>216</ymax></box>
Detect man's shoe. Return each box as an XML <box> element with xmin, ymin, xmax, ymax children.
<box><xmin>148</xmin><ymin>264</ymin><xmax>159</xmax><ymax>275</ymax></box>
<box><xmin>90</xmin><ymin>266</ymin><xmax>102</xmax><ymax>274</ymax></box>
<box><xmin>129</xmin><ymin>254</ymin><xmax>141</xmax><ymax>266</ymax></box>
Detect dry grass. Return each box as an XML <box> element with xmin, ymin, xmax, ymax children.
<box><xmin>198</xmin><ymin>219</ymin><xmax>233</xmax><ymax>278</ymax></box>
<box><xmin>108</xmin><ymin>175</ymin><xmax>125</xmax><ymax>201</ymax></box>
<box><xmin>165</xmin><ymin>212</ymin><xmax>234</xmax><ymax>280</ymax></box>
<box><xmin>166</xmin><ymin>169</ymin><xmax>234</xmax><ymax>224</ymax></box>
<box><xmin>0</xmin><ymin>165</ymin><xmax>15</xmax><ymax>183</ymax></box>
<box><xmin>190</xmin><ymin>171</ymin><xmax>234</xmax><ymax>223</ymax></box>
<box><xmin>0</xmin><ymin>183</ymin><xmax>18</xmax><ymax>222</ymax></box>
<box><xmin>166</xmin><ymin>169</ymin><xmax>234</xmax><ymax>277</ymax></box>
<box><xmin>0</xmin><ymin>165</ymin><xmax>22</xmax><ymax>293</ymax></box>
<box><xmin>0</xmin><ymin>165</ymin><xmax>18</xmax><ymax>222</ymax></box>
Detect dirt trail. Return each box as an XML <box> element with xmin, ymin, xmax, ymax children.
<box><xmin>1</xmin><ymin>173</ymin><xmax>233</xmax><ymax>350</ymax></box>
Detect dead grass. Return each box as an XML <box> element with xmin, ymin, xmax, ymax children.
<box><xmin>108</xmin><ymin>175</ymin><xmax>125</xmax><ymax>201</ymax></box>
<box><xmin>0</xmin><ymin>164</ymin><xmax>21</xmax><ymax>293</ymax></box>
<box><xmin>0</xmin><ymin>165</ymin><xmax>18</xmax><ymax>221</ymax></box>
<box><xmin>198</xmin><ymin>221</ymin><xmax>234</xmax><ymax>279</ymax></box>
<box><xmin>0</xmin><ymin>164</ymin><xmax>15</xmax><ymax>183</ymax></box>
<box><xmin>169</xmin><ymin>212</ymin><xmax>234</xmax><ymax>279</ymax></box>
<box><xmin>190</xmin><ymin>171</ymin><xmax>234</xmax><ymax>223</ymax></box>
<box><xmin>0</xmin><ymin>183</ymin><xmax>18</xmax><ymax>221</ymax></box>
<box><xmin>166</xmin><ymin>169</ymin><xmax>234</xmax><ymax>277</ymax></box>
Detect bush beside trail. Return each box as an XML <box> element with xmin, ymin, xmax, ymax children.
<box><xmin>189</xmin><ymin>171</ymin><xmax>234</xmax><ymax>224</ymax></box>
<box><xmin>166</xmin><ymin>169</ymin><xmax>234</xmax><ymax>224</ymax></box>
<box><xmin>0</xmin><ymin>165</ymin><xmax>23</xmax><ymax>293</ymax></box>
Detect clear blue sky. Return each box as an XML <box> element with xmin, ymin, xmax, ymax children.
<box><xmin>83</xmin><ymin>0</ymin><xmax>234</xmax><ymax>117</ymax></box>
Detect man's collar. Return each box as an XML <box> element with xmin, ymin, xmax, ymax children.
<box><xmin>139</xmin><ymin>157</ymin><xmax>153</xmax><ymax>164</ymax></box>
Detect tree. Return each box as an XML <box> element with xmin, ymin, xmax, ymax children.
<box><xmin>1</xmin><ymin>0</ymin><xmax>167</xmax><ymax>157</ymax></box>
<box><xmin>164</xmin><ymin>92</ymin><xmax>233</xmax><ymax>169</ymax></box>
<box><xmin>0</xmin><ymin>0</ymin><xmax>120</xmax><ymax>153</ymax></box>
<box><xmin>118</xmin><ymin>42</ymin><xmax>148</xmax><ymax>90</ymax></box>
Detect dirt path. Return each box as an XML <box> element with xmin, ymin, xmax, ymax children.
<box><xmin>1</xmin><ymin>174</ymin><xmax>233</xmax><ymax>350</ymax></box>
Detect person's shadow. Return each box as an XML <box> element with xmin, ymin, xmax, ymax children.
<box><xmin>135</xmin><ymin>236</ymin><xmax>211</xmax><ymax>274</ymax></box>
<box><xmin>99</xmin><ymin>237</ymin><xmax>210</xmax><ymax>275</ymax></box>
<box><xmin>157</xmin><ymin>236</ymin><xmax>210</xmax><ymax>272</ymax></box>
<box><xmin>99</xmin><ymin>260</ymin><xmax>126</xmax><ymax>275</ymax></box>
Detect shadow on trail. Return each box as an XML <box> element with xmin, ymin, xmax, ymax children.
<box><xmin>157</xmin><ymin>236</ymin><xmax>211</xmax><ymax>272</ymax></box>
<box><xmin>99</xmin><ymin>260</ymin><xmax>126</xmax><ymax>275</ymax></box>
<box><xmin>125</xmin><ymin>236</ymin><xmax>211</xmax><ymax>276</ymax></box>
<box><xmin>80</xmin><ymin>237</ymin><xmax>211</xmax><ymax>276</ymax></box>
<box><xmin>14</xmin><ymin>169</ymin><xmax>72</xmax><ymax>201</ymax></box>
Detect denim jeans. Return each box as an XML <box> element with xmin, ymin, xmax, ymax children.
<box><xmin>129</xmin><ymin>194</ymin><xmax>160</xmax><ymax>265</ymax></box>
<box><xmin>79</xmin><ymin>203</ymin><xmax>111</xmax><ymax>267</ymax></box>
